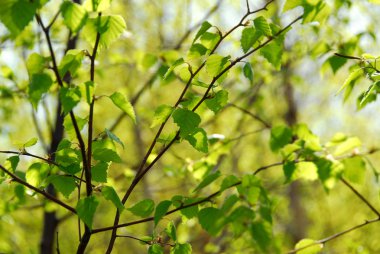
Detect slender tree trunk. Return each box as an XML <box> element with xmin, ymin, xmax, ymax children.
<box><xmin>283</xmin><ymin>62</ymin><xmax>308</xmax><ymax>243</ymax></box>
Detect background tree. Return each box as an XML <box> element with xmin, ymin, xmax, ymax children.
<box><xmin>1</xmin><ymin>0</ymin><xmax>380</xmax><ymax>253</ymax></box>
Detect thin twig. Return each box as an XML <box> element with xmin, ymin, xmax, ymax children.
<box><xmin>228</xmin><ymin>103</ymin><xmax>271</xmax><ymax>128</ymax></box>
<box><xmin>0</xmin><ymin>164</ymin><xmax>76</xmax><ymax>214</ymax></box>
<box><xmin>0</xmin><ymin>150</ymin><xmax>58</xmax><ymax>166</ymax></box>
<box><xmin>334</xmin><ymin>53</ymin><xmax>362</xmax><ymax>61</ymax></box>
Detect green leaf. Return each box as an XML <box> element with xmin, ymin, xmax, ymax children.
<box><xmin>198</xmin><ymin>207</ymin><xmax>225</xmax><ymax>236</ymax></box>
<box><xmin>200</xmin><ymin>32</ymin><xmax>220</xmax><ymax>50</ymax></box>
<box><xmin>193</xmin><ymin>171</ymin><xmax>221</xmax><ymax>192</ymax></box>
<box><xmin>206</xmin><ymin>54</ymin><xmax>230</xmax><ymax>77</ymax></box>
<box><xmin>328</xmin><ymin>55</ymin><xmax>347</xmax><ymax>74</ymax></box>
<box><xmin>149</xmin><ymin>245</ymin><xmax>164</xmax><ymax>254</ymax></box>
<box><xmin>102</xmin><ymin>186</ymin><xmax>124</xmax><ymax>212</ymax></box>
<box><xmin>93</xmin><ymin>148</ymin><xmax>121</xmax><ymax>163</ymax></box>
<box><xmin>58</xmin><ymin>49</ymin><xmax>85</xmax><ymax>77</ymax></box>
<box><xmin>151</xmin><ymin>104</ymin><xmax>174</xmax><ymax>128</ymax></box>
<box><xmin>127</xmin><ymin>199</ymin><xmax>155</xmax><ymax>217</ymax></box>
<box><xmin>243</xmin><ymin>62</ymin><xmax>254</xmax><ymax>81</ymax></box>
<box><xmin>343</xmin><ymin>157</ymin><xmax>366</xmax><ymax>184</ymax></box>
<box><xmin>61</xmin><ymin>1</ymin><xmax>88</xmax><ymax>34</ymax></box>
<box><xmin>170</xmin><ymin>243</ymin><xmax>192</xmax><ymax>254</ymax></box>
<box><xmin>333</xmin><ymin>137</ymin><xmax>361</xmax><ymax>156</ymax></box>
<box><xmin>336</xmin><ymin>68</ymin><xmax>363</xmax><ymax>100</ymax></box>
<box><xmin>283</xmin><ymin>0</ymin><xmax>303</xmax><ymax>12</ymax></box>
<box><xmin>205</xmin><ymin>90</ymin><xmax>228</xmax><ymax>114</ymax></box>
<box><xmin>26</xmin><ymin>53</ymin><xmax>49</xmax><ymax>77</ymax></box>
<box><xmin>26</xmin><ymin>162</ymin><xmax>50</xmax><ymax>187</ymax></box>
<box><xmin>83</xmin><ymin>0</ymin><xmax>111</xmax><ymax>12</ymax></box>
<box><xmin>249</xmin><ymin>221</ymin><xmax>272</xmax><ymax>252</ymax></box>
<box><xmin>294</xmin><ymin>239</ymin><xmax>323</xmax><ymax>254</ymax></box>
<box><xmin>193</xmin><ymin>21</ymin><xmax>212</xmax><ymax>43</ymax></box>
<box><xmin>29</xmin><ymin>73</ymin><xmax>53</xmax><ymax>109</ymax></box>
<box><xmin>177</xmin><ymin>197</ymin><xmax>199</xmax><ymax>219</ymax></box>
<box><xmin>79</xmin><ymin>81</ymin><xmax>95</xmax><ymax>105</ymax></box>
<box><xmin>296</xmin><ymin>162</ymin><xmax>319</xmax><ymax>181</ymax></box>
<box><xmin>270</xmin><ymin>125</ymin><xmax>293</xmax><ymax>152</ymax></box>
<box><xmin>172</xmin><ymin>108</ymin><xmax>201</xmax><ymax>138</ymax></box>
<box><xmin>0</xmin><ymin>0</ymin><xmax>42</xmax><ymax>37</ymax></box>
<box><xmin>165</xmin><ymin>221</ymin><xmax>177</xmax><ymax>241</ymax></box>
<box><xmin>105</xmin><ymin>128</ymin><xmax>125</xmax><ymax>149</ymax></box>
<box><xmin>164</xmin><ymin>58</ymin><xmax>184</xmax><ymax>79</ymax></box>
<box><xmin>56</xmin><ymin>148</ymin><xmax>80</xmax><ymax>167</ymax></box>
<box><xmin>76</xmin><ymin>196</ymin><xmax>99</xmax><ymax>229</ymax></box>
<box><xmin>240</xmin><ymin>27</ymin><xmax>261</xmax><ymax>53</ymax></box>
<box><xmin>185</xmin><ymin>128</ymin><xmax>208</xmax><ymax>153</ymax></box>
<box><xmin>91</xmin><ymin>162</ymin><xmax>109</xmax><ymax>182</ymax></box>
<box><xmin>283</xmin><ymin>161</ymin><xmax>296</xmax><ymax>183</ymax></box>
<box><xmin>64</xmin><ymin>115</ymin><xmax>87</xmax><ymax>140</ymax></box>
<box><xmin>154</xmin><ymin>200</ymin><xmax>172</xmax><ymax>226</ymax></box>
<box><xmin>4</xmin><ymin>156</ymin><xmax>19</xmax><ymax>173</ymax></box>
<box><xmin>220</xmin><ymin>175</ymin><xmax>240</xmax><ymax>192</ymax></box>
<box><xmin>109</xmin><ymin>92</ymin><xmax>136</xmax><ymax>123</ymax></box>
<box><xmin>60</xmin><ymin>87</ymin><xmax>81</xmax><ymax>114</ymax></box>
<box><xmin>221</xmin><ymin>194</ymin><xmax>239</xmax><ymax>213</ymax></box>
<box><xmin>83</xmin><ymin>15</ymin><xmax>126</xmax><ymax>49</ymax></box>
<box><xmin>253</xmin><ymin>16</ymin><xmax>272</xmax><ymax>37</ymax></box>
<box><xmin>48</xmin><ymin>175</ymin><xmax>77</xmax><ymax>198</ymax></box>
<box><xmin>187</xmin><ymin>43</ymin><xmax>208</xmax><ymax>59</ymax></box>
<box><xmin>24</xmin><ymin>137</ymin><xmax>38</xmax><ymax>148</ymax></box>
<box><xmin>303</xmin><ymin>1</ymin><xmax>331</xmax><ymax>25</ymax></box>
<box><xmin>359</xmin><ymin>84</ymin><xmax>376</xmax><ymax>107</ymax></box>
<box><xmin>260</xmin><ymin>38</ymin><xmax>283</xmax><ymax>70</ymax></box>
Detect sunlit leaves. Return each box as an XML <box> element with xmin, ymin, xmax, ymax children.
<box><xmin>243</xmin><ymin>62</ymin><xmax>254</xmax><ymax>81</ymax></box>
<box><xmin>164</xmin><ymin>58</ymin><xmax>184</xmax><ymax>79</ymax></box>
<box><xmin>91</xmin><ymin>162</ymin><xmax>109</xmax><ymax>182</ymax></box>
<box><xmin>200</xmin><ymin>32</ymin><xmax>220</xmax><ymax>50</ymax></box>
<box><xmin>92</xmin><ymin>140</ymin><xmax>122</xmax><ymax>163</ymax></box>
<box><xmin>105</xmin><ymin>128</ymin><xmax>125</xmax><ymax>149</ymax></box>
<box><xmin>83</xmin><ymin>15</ymin><xmax>126</xmax><ymax>49</ymax></box>
<box><xmin>205</xmin><ymin>90</ymin><xmax>228</xmax><ymax>114</ymax></box>
<box><xmin>250</xmin><ymin>221</ymin><xmax>272</xmax><ymax>252</ymax></box>
<box><xmin>26</xmin><ymin>53</ymin><xmax>49</xmax><ymax>77</ymax></box>
<box><xmin>28</xmin><ymin>73</ymin><xmax>53</xmax><ymax>109</ymax></box>
<box><xmin>270</xmin><ymin>125</ymin><xmax>293</xmax><ymax>152</ymax></box>
<box><xmin>127</xmin><ymin>199</ymin><xmax>155</xmax><ymax>217</ymax></box>
<box><xmin>26</xmin><ymin>162</ymin><xmax>49</xmax><ymax>187</ymax></box>
<box><xmin>59</xmin><ymin>87</ymin><xmax>81</xmax><ymax>114</ymax></box>
<box><xmin>0</xmin><ymin>0</ymin><xmax>42</xmax><ymax>37</ymax></box>
<box><xmin>101</xmin><ymin>186</ymin><xmax>124</xmax><ymax>212</ymax></box>
<box><xmin>198</xmin><ymin>207</ymin><xmax>225</xmax><ymax>236</ymax></box>
<box><xmin>172</xmin><ymin>109</ymin><xmax>201</xmax><ymax>138</ymax></box>
<box><xmin>151</xmin><ymin>105</ymin><xmax>173</xmax><ymax>128</ymax></box>
<box><xmin>83</xmin><ymin>0</ymin><xmax>111</xmax><ymax>12</ymax></box>
<box><xmin>253</xmin><ymin>16</ymin><xmax>272</xmax><ymax>37</ymax></box>
<box><xmin>294</xmin><ymin>239</ymin><xmax>323</xmax><ymax>254</ymax></box>
<box><xmin>61</xmin><ymin>1</ymin><xmax>88</xmax><ymax>34</ymax></box>
<box><xmin>80</xmin><ymin>81</ymin><xmax>95</xmax><ymax>105</ymax></box>
<box><xmin>58</xmin><ymin>49</ymin><xmax>86</xmax><ymax>77</ymax></box>
<box><xmin>193</xmin><ymin>21</ymin><xmax>212</xmax><ymax>43</ymax></box>
<box><xmin>109</xmin><ymin>92</ymin><xmax>136</xmax><ymax>123</ymax></box>
<box><xmin>170</xmin><ymin>243</ymin><xmax>192</xmax><ymax>254</ymax></box>
<box><xmin>185</xmin><ymin>128</ymin><xmax>209</xmax><ymax>153</ymax></box>
<box><xmin>76</xmin><ymin>196</ymin><xmax>99</xmax><ymax>229</ymax></box>
<box><xmin>149</xmin><ymin>245</ymin><xmax>164</xmax><ymax>254</ymax></box>
<box><xmin>166</xmin><ymin>221</ymin><xmax>177</xmax><ymax>241</ymax></box>
<box><xmin>4</xmin><ymin>156</ymin><xmax>19</xmax><ymax>173</ymax></box>
<box><xmin>283</xmin><ymin>0</ymin><xmax>331</xmax><ymax>24</ymax></box>
<box><xmin>343</xmin><ymin>157</ymin><xmax>366</xmax><ymax>184</ymax></box>
<box><xmin>48</xmin><ymin>175</ymin><xmax>77</xmax><ymax>198</ymax></box>
<box><xmin>260</xmin><ymin>37</ymin><xmax>284</xmax><ymax>70</ymax></box>
<box><xmin>206</xmin><ymin>54</ymin><xmax>230</xmax><ymax>77</ymax></box>
<box><xmin>154</xmin><ymin>200</ymin><xmax>172</xmax><ymax>226</ymax></box>
<box><xmin>193</xmin><ymin>171</ymin><xmax>221</xmax><ymax>192</ymax></box>
<box><xmin>23</xmin><ymin>137</ymin><xmax>38</xmax><ymax>148</ymax></box>
<box><xmin>240</xmin><ymin>27</ymin><xmax>260</xmax><ymax>53</ymax></box>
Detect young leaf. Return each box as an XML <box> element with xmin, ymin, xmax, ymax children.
<box><xmin>48</xmin><ymin>175</ymin><xmax>77</xmax><ymax>198</ymax></box>
<box><xmin>333</xmin><ymin>137</ymin><xmax>361</xmax><ymax>156</ymax></box>
<box><xmin>206</xmin><ymin>54</ymin><xmax>230</xmax><ymax>77</ymax></box>
<box><xmin>165</xmin><ymin>221</ymin><xmax>177</xmax><ymax>241</ymax></box>
<box><xmin>170</xmin><ymin>243</ymin><xmax>192</xmax><ymax>254</ymax></box>
<box><xmin>205</xmin><ymin>90</ymin><xmax>228</xmax><ymax>114</ymax></box>
<box><xmin>163</xmin><ymin>58</ymin><xmax>184</xmax><ymax>80</ymax></box>
<box><xmin>0</xmin><ymin>0</ymin><xmax>41</xmax><ymax>37</ymax></box>
<box><xmin>80</xmin><ymin>81</ymin><xmax>95</xmax><ymax>105</ymax></box>
<box><xmin>76</xmin><ymin>196</ymin><xmax>99</xmax><ymax>229</ymax></box>
<box><xmin>243</xmin><ymin>62</ymin><xmax>254</xmax><ymax>81</ymax></box>
<box><xmin>26</xmin><ymin>162</ymin><xmax>49</xmax><ymax>187</ymax></box>
<box><xmin>83</xmin><ymin>0</ymin><xmax>111</xmax><ymax>12</ymax></box>
<box><xmin>178</xmin><ymin>198</ymin><xmax>199</xmax><ymax>219</ymax></box>
<box><xmin>187</xmin><ymin>43</ymin><xmax>208</xmax><ymax>59</ymax></box>
<box><xmin>270</xmin><ymin>125</ymin><xmax>293</xmax><ymax>152</ymax></box>
<box><xmin>343</xmin><ymin>157</ymin><xmax>366</xmax><ymax>184</ymax></box>
<box><xmin>249</xmin><ymin>221</ymin><xmax>272</xmax><ymax>252</ymax></box>
<box><xmin>93</xmin><ymin>147</ymin><xmax>122</xmax><ymax>163</ymax></box>
<box><xmin>105</xmin><ymin>128</ymin><xmax>125</xmax><ymax>149</ymax></box>
<box><xmin>127</xmin><ymin>199</ymin><xmax>155</xmax><ymax>217</ymax></box>
<box><xmin>220</xmin><ymin>175</ymin><xmax>240</xmax><ymax>192</ymax></box>
<box><xmin>61</xmin><ymin>1</ymin><xmax>88</xmax><ymax>34</ymax></box>
<box><xmin>149</xmin><ymin>245</ymin><xmax>164</xmax><ymax>254</ymax></box>
<box><xmin>193</xmin><ymin>171</ymin><xmax>221</xmax><ymax>192</ymax></box>
<box><xmin>29</xmin><ymin>73</ymin><xmax>53</xmax><ymax>109</ymax></box>
<box><xmin>193</xmin><ymin>21</ymin><xmax>212</xmax><ymax>43</ymax></box>
<box><xmin>172</xmin><ymin>108</ymin><xmax>201</xmax><ymax>138</ymax></box>
<box><xmin>154</xmin><ymin>200</ymin><xmax>172</xmax><ymax>226</ymax></box>
<box><xmin>58</xmin><ymin>49</ymin><xmax>85</xmax><ymax>77</ymax></box>
<box><xmin>23</xmin><ymin>137</ymin><xmax>38</xmax><ymax>148</ymax></box>
<box><xmin>294</xmin><ymin>239</ymin><xmax>323</xmax><ymax>254</ymax></box>
<box><xmin>83</xmin><ymin>15</ymin><xmax>126</xmax><ymax>49</ymax></box>
<box><xmin>185</xmin><ymin>128</ymin><xmax>209</xmax><ymax>153</ymax></box>
<box><xmin>91</xmin><ymin>162</ymin><xmax>109</xmax><ymax>182</ymax></box>
<box><xmin>200</xmin><ymin>32</ymin><xmax>220</xmax><ymax>50</ymax></box>
<box><xmin>198</xmin><ymin>207</ymin><xmax>225</xmax><ymax>236</ymax></box>
<box><xmin>26</xmin><ymin>53</ymin><xmax>49</xmax><ymax>77</ymax></box>
<box><xmin>109</xmin><ymin>92</ymin><xmax>136</xmax><ymax>123</ymax></box>
<box><xmin>4</xmin><ymin>156</ymin><xmax>20</xmax><ymax>173</ymax></box>
<box><xmin>254</xmin><ymin>16</ymin><xmax>272</xmax><ymax>37</ymax></box>
<box><xmin>59</xmin><ymin>87</ymin><xmax>81</xmax><ymax>114</ymax></box>
<box><xmin>241</xmin><ymin>27</ymin><xmax>257</xmax><ymax>53</ymax></box>
<box><xmin>102</xmin><ymin>186</ymin><xmax>124</xmax><ymax>212</ymax></box>
<box><xmin>151</xmin><ymin>104</ymin><xmax>174</xmax><ymax>128</ymax></box>
<box><xmin>283</xmin><ymin>0</ymin><xmax>303</xmax><ymax>12</ymax></box>
<box><xmin>260</xmin><ymin>38</ymin><xmax>283</xmax><ymax>70</ymax></box>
